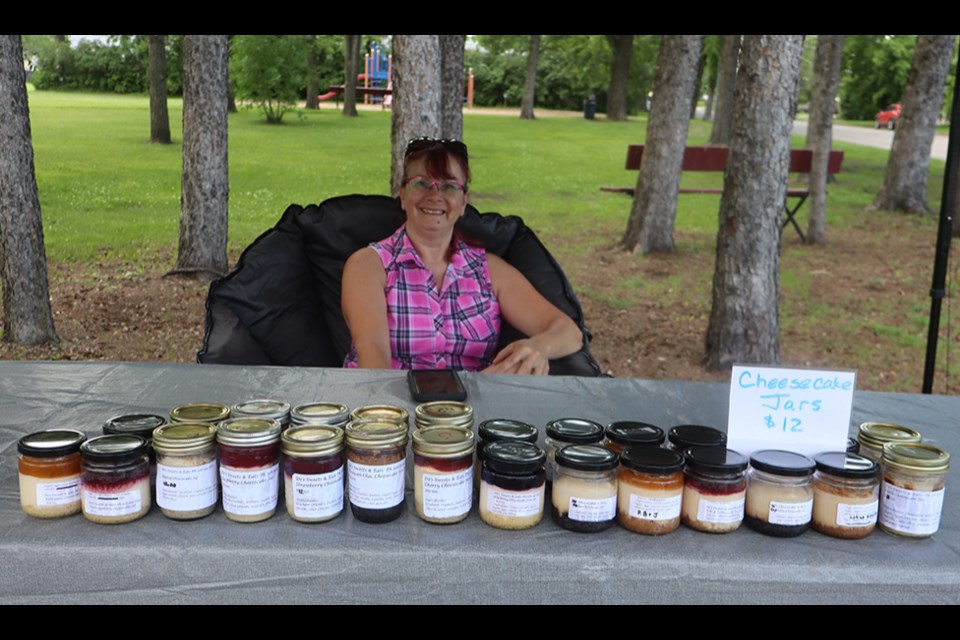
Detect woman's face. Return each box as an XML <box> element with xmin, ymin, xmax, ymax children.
<box><xmin>400</xmin><ymin>155</ymin><xmax>468</xmax><ymax>237</ymax></box>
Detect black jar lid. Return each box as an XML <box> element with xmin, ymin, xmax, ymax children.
<box><xmin>80</xmin><ymin>434</ymin><xmax>150</xmax><ymax>463</ymax></box>
<box><xmin>606</xmin><ymin>421</ymin><xmax>665</xmax><ymax>447</ymax></box>
<box><xmin>621</xmin><ymin>447</ymin><xmax>684</xmax><ymax>474</ymax></box>
<box><xmin>17</xmin><ymin>429</ymin><xmax>87</xmax><ymax>457</ymax></box>
<box><xmin>846</xmin><ymin>437</ymin><xmax>860</xmax><ymax>453</ymax></box>
<box><xmin>478</xmin><ymin>419</ymin><xmax>539</xmax><ymax>444</ymax></box>
<box><xmin>483</xmin><ymin>441</ymin><xmax>546</xmax><ymax>475</ymax></box>
<box><xmin>814</xmin><ymin>452</ymin><xmax>880</xmax><ymax>479</ymax></box>
<box><xmin>684</xmin><ymin>446</ymin><xmax>748</xmax><ymax>474</ymax></box>
<box><xmin>555</xmin><ymin>444</ymin><xmax>619</xmax><ymax>472</ymax></box>
<box><xmin>102</xmin><ymin>413</ymin><xmax>166</xmax><ymax>439</ymax></box>
<box><xmin>545</xmin><ymin>418</ymin><xmax>604</xmax><ymax>443</ymax></box>
<box><xmin>749</xmin><ymin>449</ymin><xmax>815</xmax><ymax>476</ymax></box>
<box><xmin>668</xmin><ymin>424</ymin><xmax>727</xmax><ymax>450</ymax></box>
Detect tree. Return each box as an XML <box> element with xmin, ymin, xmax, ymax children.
<box><xmin>520</xmin><ymin>35</ymin><xmax>540</xmax><ymax>120</ymax></box>
<box><xmin>305</xmin><ymin>36</ymin><xmax>319</xmax><ymax>110</ymax></box>
<box><xmin>440</xmin><ymin>35</ymin><xmax>465</xmax><ymax>140</ymax></box>
<box><xmin>343</xmin><ymin>34</ymin><xmax>361</xmax><ymax>117</ymax></box>
<box><xmin>0</xmin><ymin>35</ymin><xmax>58</xmax><ymax>345</ymax></box>
<box><xmin>605</xmin><ymin>35</ymin><xmax>633</xmax><ymax>121</ymax></box>
<box><xmin>230</xmin><ymin>35</ymin><xmax>304</xmax><ymax>124</ymax></box>
<box><xmin>148</xmin><ymin>35</ymin><xmax>171</xmax><ymax>144</ymax></box>
<box><xmin>805</xmin><ymin>35</ymin><xmax>845</xmax><ymax>244</ymax></box>
<box><xmin>620</xmin><ymin>35</ymin><xmax>702</xmax><ymax>254</ymax></box>
<box><xmin>838</xmin><ymin>35</ymin><xmax>915</xmax><ymax>120</ymax></box>
<box><xmin>171</xmin><ymin>35</ymin><xmax>229</xmax><ymax>281</ymax></box>
<box><xmin>704</xmin><ymin>35</ymin><xmax>804</xmax><ymax>370</ymax></box>
<box><xmin>708</xmin><ymin>34</ymin><xmax>739</xmax><ymax>146</ymax></box>
<box><xmin>868</xmin><ymin>35</ymin><xmax>956</xmax><ymax>215</ymax></box>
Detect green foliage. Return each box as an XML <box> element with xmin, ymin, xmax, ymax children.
<box><xmin>839</xmin><ymin>35</ymin><xmax>915</xmax><ymax>120</ymax></box>
<box><xmin>230</xmin><ymin>35</ymin><xmax>306</xmax><ymax>124</ymax></box>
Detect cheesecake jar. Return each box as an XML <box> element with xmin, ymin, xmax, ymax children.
<box><xmin>552</xmin><ymin>445</ymin><xmax>619</xmax><ymax>532</ymax></box>
<box><xmin>681</xmin><ymin>447</ymin><xmax>747</xmax><ymax>533</ymax></box>
<box><xmin>216</xmin><ymin>418</ymin><xmax>282</xmax><ymax>523</ymax></box>
<box><xmin>617</xmin><ymin>447</ymin><xmax>684</xmax><ymax>535</ymax></box>
<box><xmin>412</xmin><ymin>426</ymin><xmax>475</xmax><ymax>524</ymax></box>
<box><xmin>812</xmin><ymin>452</ymin><xmax>880</xmax><ymax>539</ymax></box>
<box><xmin>544</xmin><ymin>418</ymin><xmax>604</xmax><ymax>483</ymax></box>
<box><xmin>744</xmin><ymin>450</ymin><xmax>815</xmax><ymax>537</ymax></box>
<box><xmin>80</xmin><ymin>434</ymin><xmax>152</xmax><ymax>524</ymax></box>
<box><xmin>17</xmin><ymin>429</ymin><xmax>87</xmax><ymax>518</ymax></box>
<box><xmin>153</xmin><ymin>422</ymin><xmax>219</xmax><ymax>520</ymax></box>
<box><xmin>879</xmin><ymin>443</ymin><xmax>950</xmax><ymax>538</ymax></box>
<box><xmin>479</xmin><ymin>441</ymin><xmax>547</xmax><ymax>530</ymax></box>
<box><xmin>345</xmin><ymin>420</ymin><xmax>409</xmax><ymax>523</ymax></box>
<box><xmin>281</xmin><ymin>425</ymin><xmax>345</xmax><ymax>523</ymax></box>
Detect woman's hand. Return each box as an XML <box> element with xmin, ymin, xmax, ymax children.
<box><xmin>483</xmin><ymin>339</ymin><xmax>550</xmax><ymax>375</ymax></box>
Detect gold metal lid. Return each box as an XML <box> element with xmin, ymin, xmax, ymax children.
<box><xmin>858</xmin><ymin>422</ymin><xmax>922</xmax><ymax>450</ymax></box>
<box><xmin>350</xmin><ymin>405</ymin><xmax>409</xmax><ymax>427</ymax></box>
<box><xmin>345</xmin><ymin>420</ymin><xmax>408</xmax><ymax>449</ymax></box>
<box><xmin>412</xmin><ymin>426</ymin><xmax>476</xmax><ymax>458</ymax></box>
<box><xmin>216</xmin><ymin>418</ymin><xmax>282</xmax><ymax>446</ymax></box>
<box><xmin>232</xmin><ymin>399</ymin><xmax>290</xmax><ymax>421</ymax></box>
<box><xmin>281</xmin><ymin>425</ymin><xmax>344</xmax><ymax>457</ymax></box>
<box><xmin>882</xmin><ymin>443</ymin><xmax>950</xmax><ymax>473</ymax></box>
<box><xmin>152</xmin><ymin>422</ymin><xmax>218</xmax><ymax>454</ymax></box>
<box><xmin>170</xmin><ymin>403</ymin><xmax>231</xmax><ymax>424</ymax></box>
<box><xmin>414</xmin><ymin>401</ymin><xmax>473</xmax><ymax>429</ymax></box>
<box><xmin>291</xmin><ymin>402</ymin><xmax>350</xmax><ymax>426</ymax></box>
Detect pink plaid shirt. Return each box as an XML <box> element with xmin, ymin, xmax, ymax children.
<box><xmin>344</xmin><ymin>225</ymin><xmax>501</xmax><ymax>370</ymax></box>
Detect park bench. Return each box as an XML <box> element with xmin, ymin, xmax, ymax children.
<box><xmin>601</xmin><ymin>145</ymin><xmax>845</xmax><ymax>242</ymax></box>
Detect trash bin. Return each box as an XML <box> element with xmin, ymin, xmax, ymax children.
<box><xmin>584</xmin><ymin>94</ymin><xmax>596</xmax><ymax>120</ymax></box>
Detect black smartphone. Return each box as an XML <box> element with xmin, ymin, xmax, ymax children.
<box><xmin>407</xmin><ymin>369</ymin><xmax>467</xmax><ymax>402</ymax></box>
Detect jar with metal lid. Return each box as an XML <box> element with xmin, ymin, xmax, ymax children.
<box><xmin>617</xmin><ymin>447</ymin><xmax>684</xmax><ymax>535</ymax></box>
<box><xmin>479</xmin><ymin>441</ymin><xmax>547</xmax><ymax>530</ymax></box>
<box><xmin>153</xmin><ymin>422</ymin><xmax>219</xmax><ymax>520</ymax></box>
<box><xmin>812</xmin><ymin>452</ymin><xmax>880</xmax><ymax>539</ymax></box>
<box><xmin>103</xmin><ymin>413</ymin><xmax>165</xmax><ymax>487</ymax></box>
<box><xmin>475</xmin><ymin>419</ymin><xmax>539</xmax><ymax>492</ymax></box>
<box><xmin>345</xmin><ymin>420</ymin><xmax>409</xmax><ymax>523</ymax></box>
<box><xmin>745</xmin><ymin>450</ymin><xmax>815</xmax><ymax>537</ymax></box>
<box><xmin>605</xmin><ymin>421</ymin><xmax>665</xmax><ymax>455</ymax></box>
<box><xmin>80</xmin><ymin>434</ymin><xmax>152</xmax><ymax>524</ymax></box>
<box><xmin>857</xmin><ymin>422</ymin><xmax>922</xmax><ymax>463</ymax></box>
<box><xmin>291</xmin><ymin>402</ymin><xmax>350</xmax><ymax>427</ymax></box>
<box><xmin>415</xmin><ymin>401</ymin><xmax>473</xmax><ymax>430</ymax></box>
<box><xmin>681</xmin><ymin>447</ymin><xmax>748</xmax><ymax>533</ymax></box>
<box><xmin>350</xmin><ymin>404</ymin><xmax>410</xmax><ymax>429</ymax></box>
<box><xmin>281</xmin><ymin>425</ymin><xmax>345</xmax><ymax>523</ymax></box>
<box><xmin>667</xmin><ymin>424</ymin><xmax>727</xmax><ymax>452</ymax></box>
<box><xmin>544</xmin><ymin>418</ymin><xmax>604</xmax><ymax>483</ymax></box>
<box><xmin>552</xmin><ymin>444</ymin><xmax>619</xmax><ymax>532</ymax></box>
<box><xmin>17</xmin><ymin>429</ymin><xmax>87</xmax><ymax>519</ymax></box>
<box><xmin>879</xmin><ymin>443</ymin><xmax>950</xmax><ymax>538</ymax></box>
<box><xmin>412</xmin><ymin>426</ymin><xmax>475</xmax><ymax>524</ymax></box>
<box><xmin>216</xmin><ymin>418</ymin><xmax>282</xmax><ymax>523</ymax></box>
<box><xmin>232</xmin><ymin>399</ymin><xmax>291</xmax><ymax>429</ymax></box>
<box><xmin>170</xmin><ymin>403</ymin><xmax>231</xmax><ymax>424</ymax></box>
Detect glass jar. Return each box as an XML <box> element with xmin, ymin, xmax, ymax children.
<box><xmin>232</xmin><ymin>399</ymin><xmax>291</xmax><ymax>429</ymax></box>
<box><xmin>414</xmin><ymin>401</ymin><xmax>473</xmax><ymax>430</ymax></box>
<box><xmin>350</xmin><ymin>404</ymin><xmax>409</xmax><ymax>429</ymax></box>
<box><xmin>857</xmin><ymin>422</ymin><xmax>922</xmax><ymax>463</ymax></box>
<box><xmin>812</xmin><ymin>452</ymin><xmax>880</xmax><ymax>539</ymax></box>
<box><xmin>544</xmin><ymin>418</ymin><xmax>604</xmax><ymax>483</ymax></box>
<box><xmin>217</xmin><ymin>418</ymin><xmax>282</xmax><ymax>523</ymax></box>
<box><xmin>103</xmin><ymin>413</ymin><xmax>165</xmax><ymax>491</ymax></box>
<box><xmin>479</xmin><ymin>441</ymin><xmax>547</xmax><ymax>530</ymax></box>
<box><xmin>80</xmin><ymin>434</ymin><xmax>152</xmax><ymax>524</ymax></box>
<box><xmin>291</xmin><ymin>402</ymin><xmax>350</xmax><ymax>427</ymax></box>
<box><xmin>412</xmin><ymin>426</ymin><xmax>475</xmax><ymax>524</ymax></box>
<box><xmin>170</xmin><ymin>402</ymin><xmax>231</xmax><ymax>424</ymax></box>
<box><xmin>617</xmin><ymin>447</ymin><xmax>684</xmax><ymax>535</ymax></box>
<box><xmin>681</xmin><ymin>447</ymin><xmax>748</xmax><ymax>533</ymax></box>
<box><xmin>879</xmin><ymin>443</ymin><xmax>950</xmax><ymax>538</ymax></box>
<box><xmin>745</xmin><ymin>450</ymin><xmax>815</xmax><ymax>537</ymax></box>
<box><xmin>475</xmin><ymin>419</ymin><xmax>539</xmax><ymax>492</ymax></box>
<box><xmin>345</xmin><ymin>420</ymin><xmax>409</xmax><ymax>523</ymax></box>
<box><xmin>604</xmin><ymin>421</ymin><xmax>665</xmax><ymax>455</ymax></box>
<box><xmin>552</xmin><ymin>445</ymin><xmax>619</xmax><ymax>533</ymax></box>
<box><xmin>17</xmin><ymin>429</ymin><xmax>87</xmax><ymax>519</ymax></box>
<box><xmin>152</xmin><ymin>422</ymin><xmax>219</xmax><ymax>520</ymax></box>
<box><xmin>667</xmin><ymin>424</ymin><xmax>727</xmax><ymax>452</ymax></box>
<box><xmin>281</xmin><ymin>425</ymin><xmax>345</xmax><ymax>523</ymax></box>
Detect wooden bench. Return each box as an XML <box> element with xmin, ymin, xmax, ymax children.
<box><xmin>601</xmin><ymin>145</ymin><xmax>845</xmax><ymax>242</ymax></box>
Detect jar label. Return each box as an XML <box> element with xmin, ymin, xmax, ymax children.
<box><xmin>293</xmin><ymin>467</ymin><xmax>344</xmax><ymax>519</ymax></box>
<box><xmin>348</xmin><ymin>459</ymin><xmax>405</xmax><ymax>509</ymax></box>
<box><xmin>420</xmin><ymin>467</ymin><xmax>472</xmax><ymax>519</ymax></box>
<box><xmin>487</xmin><ymin>485</ymin><xmax>543</xmax><ymax>517</ymax></box>
<box><xmin>83</xmin><ymin>486</ymin><xmax>143</xmax><ymax>517</ymax></box>
<box><xmin>220</xmin><ymin>463</ymin><xmax>279</xmax><ymax>515</ymax></box>
<box><xmin>837</xmin><ymin>500</ymin><xmax>878</xmax><ymax>527</ymax></box>
<box><xmin>696</xmin><ymin>496</ymin><xmax>745</xmax><ymax>524</ymax></box>
<box><xmin>768</xmin><ymin>499</ymin><xmax>813</xmax><ymax>526</ymax></box>
<box><xmin>880</xmin><ymin>481</ymin><xmax>944</xmax><ymax>536</ymax></box>
<box><xmin>628</xmin><ymin>493</ymin><xmax>682</xmax><ymax>521</ymax></box>
<box><xmin>568</xmin><ymin>495</ymin><xmax>616</xmax><ymax>522</ymax></box>
<box><xmin>36</xmin><ymin>477</ymin><xmax>80</xmax><ymax>506</ymax></box>
<box><xmin>157</xmin><ymin>460</ymin><xmax>218</xmax><ymax>511</ymax></box>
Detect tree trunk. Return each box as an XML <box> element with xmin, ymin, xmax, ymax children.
<box><xmin>704</xmin><ymin>35</ymin><xmax>803</xmax><ymax>371</ymax></box>
<box><xmin>148</xmin><ymin>35</ymin><xmax>171</xmax><ymax>144</ymax></box>
<box><xmin>868</xmin><ymin>35</ymin><xmax>956</xmax><ymax>214</ymax></box>
<box><xmin>343</xmin><ymin>34</ymin><xmax>361</xmax><ymax>117</ymax></box>
<box><xmin>520</xmin><ymin>35</ymin><xmax>540</xmax><ymax>120</ymax></box>
<box><xmin>689</xmin><ymin>47</ymin><xmax>705</xmax><ymax>119</ymax></box>
<box><xmin>440</xmin><ymin>34</ymin><xmax>465</xmax><ymax>139</ymax></box>
<box><xmin>0</xmin><ymin>35</ymin><xmax>58</xmax><ymax>345</ymax></box>
<box><xmin>707</xmin><ymin>34</ymin><xmax>740</xmax><ymax>146</ymax></box>
<box><xmin>172</xmin><ymin>35</ymin><xmax>229</xmax><ymax>281</ymax></box>
<box><xmin>805</xmin><ymin>35</ymin><xmax>844</xmax><ymax>245</ymax></box>
<box><xmin>605</xmin><ymin>35</ymin><xmax>633</xmax><ymax>122</ymax></box>
<box><xmin>621</xmin><ymin>35</ymin><xmax>702</xmax><ymax>254</ymax></box>
<box><xmin>305</xmin><ymin>37</ymin><xmax>319</xmax><ymax>110</ymax></box>
<box><xmin>391</xmin><ymin>35</ymin><xmax>442</xmax><ymax>196</ymax></box>
<box><xmin>226</xmin><ymin>35</ymin><xmax>237</xmax><ymax>113</ymax></box>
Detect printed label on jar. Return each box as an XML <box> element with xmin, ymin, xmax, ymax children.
<box><xmin>220</xmin><ymin>464</ymin><xmax>279</xmax><ymax>515</ymax></box>
<box><xmin>487</xmin><ymin>485</ymin><xmax>543</xmax><ymax>517</ymax></box>
<box><xmin>880</xmin><ymin>481</ymin><xmax>944</xmax><ymax>536</ymax></box>
<box><xmin>348</xmin><ymin>459</ymin><xmax>405</xmax><ymax>509</ymax></box>
<box><xmin>628</xmin><ymin>493</ymin><xmax>682</xmax><ymax>521</ymax></box>
<box><xmin>768</xmin><ymin>499</ymin><xmax>813</xmax><ymax>526</ymax></box>
<box><xmin>157</xmin><ymin>460</ymin><xmax>218</xmax><ymax>511</ymax></box>
<box><xmin>82</xmin><ymin>487</ymin><xmax>143</xmax><ymax>517</ymax></box>
<box><xmin>568</xmin><ymin>495</ymin><xmax>617</xmax><ymax>522</ymax></box>
<box><xmin>837</xmin><ymin>500</ymin><xmax>878</xmax><ymax>527</ymax></box>
<box><xmin>292</xmin><ymin>467</ymin><xmax>344</xmax><ymax>519</ymax></box>
<box><xmin>421</xmin><ymin>467</ymin><xmax>472</xmax><ymax>519</ymax></box>
<box><xmin>36</xmin><ymin>477</ymin><xmax>81</xmax><ymax>506</ymax></box>
<box><xmin>696</xmin><ymin>496</ymin><xmax>745</xmax><ymax>524</ymax></box>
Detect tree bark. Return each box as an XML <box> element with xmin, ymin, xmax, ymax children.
<box><xmin>620</xmin><ymin>35</ymin><xmax>702</xmax><ymax>254</ymax></box>
<box><xmin>707</xmin><ymin>34</ymin><xmax>740</xmax><ymax>146</ymax></box>
<box><xmin>605</xmin><ymin>35</ymin><xmax>633</xmax><ymax>122</ymax></box>
<box><xmin>172</xmin><ymin>35</ymin><xmax>229</xmax><ymax>281</ymax></box>
<box><xmin>689</xmin><ymin>47</ymin><xmax>705</xmax><ymax>119</ymax></box>
<box><xmin>305</xmin><ymin>37</ymin><xmax>319</xmax><ymax>110</ymax></box>
<box><xmin>0</xmin><ymin>35</ymin><xmax>58</xmax><ymax>345</ymax></box>
<box><xmin>343</xmin><ymin>35</ymin><xmax>361</xmax><ymax>117</ymax></box>
<box><xmin>520</xmin><ymin>35</ymin><xmax>540</xmax><ymax>120</ymax></box>
<box><xmin>868</xmin><ymin>35</ymin><xmax>956</xmax><ymax>214</ymax></box>
<box><xmin>440</xmin><ymin>34</ymin><xmax>465</xmax><ymax>140</ymax></box>
<box><xmin>391</xmin><ymin>35</ymin><xmax>442</xmax><ymax>197</ymax></box>
<box><xmin>805</xmin><ymin>35</ymin><xmax>844</xmax><ymax>245</ymax></box>
<box><xmin>148</xmin><ymin>35</ymin><xmax>171</xmax><ymax>144</ymax></box>
<box><xmin>226</xmin><ymin>35</ymin><xmax>237</xmax><ymax>114</ymax></box>
<box><xmin>704</xmin><ymin>35</ymin><xmax>803</xmax><ymax>371</ymax></box>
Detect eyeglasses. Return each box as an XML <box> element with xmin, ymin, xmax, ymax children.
<box><xmin>402</xmin><ymin>176</ymin><xmax>466</xmax><ymax>195</ymax></box>
<box><xmin>405</xmin><ymin>136</ymin><xmax>468</xmax><ymax>159</ymax></box>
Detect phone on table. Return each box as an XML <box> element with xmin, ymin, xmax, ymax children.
<box><xmin>407</xmin><ymin>369</ymin><xmax>467</xmax><ymax>402</ymax></box>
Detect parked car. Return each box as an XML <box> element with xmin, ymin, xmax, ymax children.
<box><xmin>875</xmin><ymin>103</ymin><xmax>901</xmax><ymax>129</ymax></box>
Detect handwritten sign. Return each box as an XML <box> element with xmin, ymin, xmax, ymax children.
<box><xmin>726</xmin><ymin>365</ymin><xmax>855</xmax><ymax>459</ymax></box>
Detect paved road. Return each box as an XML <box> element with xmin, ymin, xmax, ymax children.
<box><xmin>792</xmin><ymin>119</ymin><xmax>949</xmax><ymax>160</ymax></box>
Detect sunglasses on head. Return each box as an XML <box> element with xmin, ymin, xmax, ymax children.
<box><xmin>405</xmin><ymin>136</ymin><xmax>468</xmax><ymax>159</ymax></box>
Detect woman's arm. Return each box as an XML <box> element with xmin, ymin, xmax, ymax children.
<box><xmin>483</xmin><ymin>254</ymin><xmax>583</xmax><ymax>375</ymax></box>
<box><xmin>341</xmin><ymin>247</ymin><xmax>392</xmax><ymax>369</ymax></box>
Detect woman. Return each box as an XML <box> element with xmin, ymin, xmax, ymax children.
<box><xmin>342</xmin><ymin>137</ymin><xmax>582</xmax><ymax>375</ymax></box>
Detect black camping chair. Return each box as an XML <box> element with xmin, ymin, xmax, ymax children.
<box><xmin>198</xmin><ymin>194</ymin><xmax>603</xmax><ymax>376</ymax></box>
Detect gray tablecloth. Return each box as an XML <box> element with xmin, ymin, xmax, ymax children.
<box><xmin>1</xmin><ymin>361</ymin><xmax>957</xmax><ymax>604</ymax></box>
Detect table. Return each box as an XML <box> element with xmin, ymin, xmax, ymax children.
<box><xmin>1</xmin><ymin>361</ymin><xmax>958</xmax><ymax>604</ymax></box>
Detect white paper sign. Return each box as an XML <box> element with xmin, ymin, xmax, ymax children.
<box><xmin>727</xmin><ymin>365</ymin><xmax>855</xmax><ymax>459</ymax></box>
